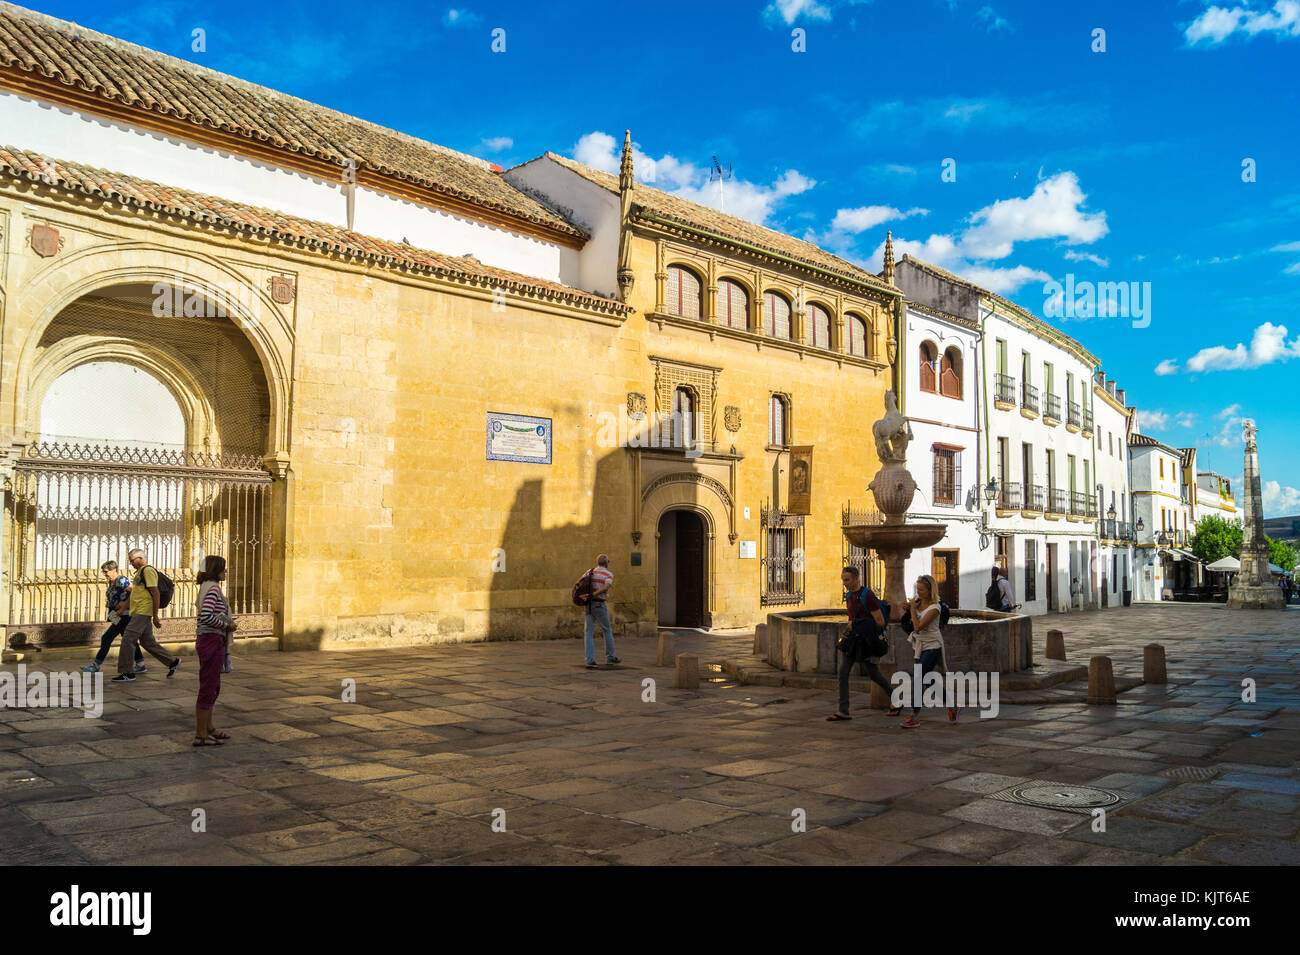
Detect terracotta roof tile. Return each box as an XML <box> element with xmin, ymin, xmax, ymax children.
<box><xmin>0</xmin><ymin>3</ymin><xmax>584</xmax><ymax>240</ymax></box>
<box><xmin>0</xmin><ymin>146</ymin><xmax>626</xmax><ymax>315</ymax></box>
<box><xmin>538</xmin><ymin>152</ymin><xmax>897</xmax><ymax>295</ymax></box>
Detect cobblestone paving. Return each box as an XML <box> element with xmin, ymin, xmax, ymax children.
<box><xmin>2</xmin><ymin>604</ymin><xmax>1298</xmax><ymax>865</ymax></box>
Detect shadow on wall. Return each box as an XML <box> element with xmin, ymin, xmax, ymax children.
<box><xmin>488</xmin><ymin>449</ymin><xmax>646</xmax><ymax>644</ymax></box>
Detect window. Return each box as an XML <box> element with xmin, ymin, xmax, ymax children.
<box><xmin>760</xmin><ymin>505</ymin><xmax>805</xmax><ymax>605</ymax></box>
<box><xmin>769</xmin><ymin>394</ymin><xmax>788</xmax><ymax>447</ymax></box>
<box><xmin>1159</xmin><ymin>457</ymin><xmax>1164</xmax><ymax>480</ymax></box>
<box><xmin>996</xmin><ymin>338</ymin><xmax>1007</xmax><ymax>376</ymax></box>
<box><xmin>717</xmin><ymin>279</ymin><xmax>748</xmax><ymax>329</ymax></box>
<box><xmin>1108</xmin><ymin>433</ymin><xmax>1113</xmax><ymax>456</ymax></box>
<box><xmin>808</xmin><ymin>303</ymin><xmax>832</xmax><ymax>349</ymax></box>
<box><xmin>1025</xmin><ymin>538</ymin><xmax>1037</xmax><ymax>602</ymax></box>
<box><xmin>763</xmin><ymin>291</ymin><xmax>792</xmax><ymax>340</ymax></box>
<box><xmin>941</xmin><ymin>346</ymin><xmax>963</xmax><ymax>398</ymax></box>
<box><xmin>665</xmin><ymin>265</ymin><xmax>702</xmax><ymax>318</ymax></box>
<box><xmin>933</xmin><ymin>446</ymin><xmax>961</xmax><ymax>505</ymax></box>
<box><xmin>847</xmin><ymin>314</ymin><xmax>869</xmax><ymax>357</ymax></box>
<box><xmin>919</xmin><ymin>341</ymin><xmax>938</xmax><ymax>392</ymax></box>
<box><xmin>673</xmin><ymin>387</ymin><xmax>695</xmax><ymax>449</ymax></box>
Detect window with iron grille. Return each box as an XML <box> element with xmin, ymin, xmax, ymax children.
<box><xmin>842</xmin><ymin>504</ymin><xmax>884</xmax><ymax>594</ymax></box>
<box><xmin>1025</xmin><ymin>538</ymin><xmax>1037</xmax><ymax>601</ymax></box>
<box><xmin>933</xmin><ymin>447</ymin><xmax>960</xmax><ymax>505</ymax></box>
<box><xmin>717</xmin><ymin>278</ymin><xmax>749</xmax><ymax>329</ymax></box>
<box><xmin>760</xmin><ymin>505</ymin><xmax>805</xmax><ymax>605</ymax></box>
<box><xmin>665</xmin><ymin>265</ymin><xmax>702</xmax><ymax>318</ymax></box>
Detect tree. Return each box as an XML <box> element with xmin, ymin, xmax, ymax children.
<box><xmin>1268</xmin><ymin>537</ymin><xmax>1296</xmax><ymax>575</ymax></box>
<box><xmin>1189</xmin><ymin>514</ymin><xmax>1243</xmax><ymax>564</ymax></box>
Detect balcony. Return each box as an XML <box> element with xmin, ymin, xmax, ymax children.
<box><xmin>1069</xmin><ymin>491</ymin><xmax>1087</xmax><ymax>517</ymax></box>
<box><xmin>1048</xmin><ymin>488</ymin><xmax>1067</xmax><ymax>515</ymax></box>
<box><xmin>1086</xmin><ymin>498</ymin><xmax>1098</xmax><ymax>519</ymax></box>
<box><xmin>1082</xmin><ymin>410</ymin><xmax>1094</xmax><ymax>435</ymax></box>
<box><xmin>1102</xmin><ymin>520</ymin><xmax>1133</xmax><ymax>542</ymax></box>
<box><xmin>997</xmin><ymin>481</ymin><xmax>1022</xmax><ymax>511</ymax></box>
<box><xmin>1067</xmin><ymin>401</ymin><xmax>1082</xmax><ymax>431</ymax></box>
<box><xmin>994</xmin><ymin>373</ymin><xmax>1017</xmax><ymax>408</ymax></box>
<box><xmin>1023</xmin><ymin>483</ymin><xmax>1045</xmax><ymax>512</ymax></box>
<box><xmin>1020</xmin><ymin>382</ymin><xmax>1040</xmax><ymax>417</ymax></box>
<box><xmin>1044</xmin><ymin>393</ymin><xmax>1062</xmax><ymax>424</ymax></box>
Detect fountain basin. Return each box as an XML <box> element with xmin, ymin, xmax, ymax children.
<box><xmin>842</xmin><ymin>522</ymin><xmax>947</xmax><ymax>552</ymax></box>
<box><xmin>761</xmin><ymin>607</ymin><xmax>1032</xmax><ymax>675</ymax></box>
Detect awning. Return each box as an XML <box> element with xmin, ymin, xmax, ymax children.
<box><xmin>1162</xmin><ymin>548</ymin><xmax>1202</xmax><ymax>563</ymax></box>
<box><xmin>1206</xmin><ymin>556</ymin><xmax>1240</xmax><ymax>572</ymax></box>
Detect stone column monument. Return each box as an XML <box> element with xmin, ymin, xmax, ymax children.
<box><xmin>1227</xmin><ymin>421</ymin><xmax>1285</xmax><ymax>609</ymax></box>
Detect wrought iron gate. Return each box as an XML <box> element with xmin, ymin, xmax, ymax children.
<box><xmin>4</xmin><ymin>443</ymin><xmax>274</xmax><ymax>646</ymax></box>
<box><xmin>841</xmin><ymin>502</ymin><xmax>885</xmax><ymax>594</ymax></box>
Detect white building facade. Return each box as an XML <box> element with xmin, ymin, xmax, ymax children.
<box><xmin>1092</xmin><ymin>375</ymin><xmax>1136</xmax><ymax>606</ymax></box>
<box><xmin>1129</xmin><ymin>435</ymin><xmax>1201</xmax><ymax>599</ymax></box>
<box><xmin>898</xmin><ymin>300</ymin><xmax>988</xmax><ymax>609</ymax></box>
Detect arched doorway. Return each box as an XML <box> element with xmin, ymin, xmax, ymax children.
<box><xmin>5</xmin><ymin>283</ymin><xmax>277</xmax><ymax>647</ymax></box>
<box><xmin>657</xmin><ymin>509</ymin><xmax>706</xmax><ymax>627</ymax></box>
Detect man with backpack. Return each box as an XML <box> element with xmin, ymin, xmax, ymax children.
<box><xmin>827</xmin><ymin>566</ymin><xmax>896</xmax><ymax>721</ymax></box>
<box><xmin>113</xmin><ymin>548</ymin><xmax>182</xmax><ymax>683</ymax></box>
<box><xmin>575</xmin><ymin>554</ymin><xmax>620</xmax><ymax>670</ymax></box>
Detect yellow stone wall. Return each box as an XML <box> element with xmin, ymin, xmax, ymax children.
<box><xmin>0</xmin><ymin>181</ymin><xmax>893</xmax><ymax>649</ymax></box>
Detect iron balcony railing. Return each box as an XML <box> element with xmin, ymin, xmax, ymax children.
<box><xmin>1086</xmin><ymin>498</ymin><xmax>1098</xmax><ymax>518</ymax></box>
<box><xmin>1068</xmin><ymin>401</ymin><xmax>1082</xmax><ymax>427</ymax></box>
<box><xmin>1102</xmin><ymin>518</ymin><xmax>1116</xmax><ymax>539</ymax></box>
<box><xmin>1044</xmin><ymin>393</ymin><xmax>1062</xmax><ymax>421</ymax></box>
<box><xmin>1070</xmin><ymin>491</ymin><xmax>1087</xmax><ymax>516</ymax></box>
<box><xmin>995</xmin><ymin>373</ymin><xmax>1017</xmax><ymax>404</ymax></box>
<box><xmin>998</xmin><ymin>481</ymin><xmax>1022</xmax><ymax>509</ymax></box>
<box><xmin>1024</xmin><ymin>484</ymin><xmax>1045</xmax><ymax>511</ymax></box>
<box><xmin>1103</xmin><ymin>519</ymin><xmax>1133</xmax><ymax>540</ymax></box>
<box><xmin>1021</xmin><ymin>382</ymin><xmax>1040</xmax><ymax>413</ymax></box>
<box><xmin>1082</xmin><ymin>410</ymin><xmax>1094</xmax><ymax>433</ymax></box>
<box><xmin>1049</xmin><ymin>488</ymin><xmax>1067</xmax><ymax>513</ymax></box>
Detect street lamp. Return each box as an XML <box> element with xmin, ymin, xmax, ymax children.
<box><xmin>1107</xmin><ymin>504</ymin><xmax>1117</xmax><ymax>520</ymax></box>
<box><xmin>984</xmin><ymin>477</ymin><xmax>999</xmax><ymax>504</ymax></box>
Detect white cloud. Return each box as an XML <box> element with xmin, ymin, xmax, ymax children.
<box><xmin>1217</xmin><ymin>403</ymin><xmax>1243</xmax><ymax>419</ymax></box>
<box><xmin>480</xmin><ymin>136</ymin><xmax>513</xmax><ymax>153</ymax></box>
<box><xmin>960</xmin><ymin>264</ymin><xmax>1053</xmax><ymax>294</ymax></box>
<box><xmin>571</xmin><ymin>131</ymin><xmax>815</xmax><ymax>227</ymax></box>
<box><xmin>1064</xmin><ymin>250</ymin><xmax>1110</xmax><ymax>268</ymax></box>
<box><xmin>1179</xmin><ymin>322</ymin><xmax>1300</xmax><ymax>372</ymax></box>
<box><xmin>763</xmin><ymin>0</ymin><xmax>833</xmax><ymax>24</ymax></box>
<box><xmin>830</xmin><ymin>205</ymin><xmax>928</xmax><ymax>234</ymax></box>
<box><xmin>961</xmin><ymin>172</ymin><xmax>1109</xmax><ymax>260</ymax></box>
<box><xmin>1263</xmin><ymin>479</ymin><xmax>1300</xmax><ymax>516</ymax></box>
<box><xmin>977</xmin><ymin>5</ymin><xmax>1013</xmax><ymax>33</ymax></box>
<box><xmin>1271</xmin><ymin>240</ymin><xmax>1300</xmax><ymax>251</ymax></box>
<box><xmin>1137</xmin><ymin>409</ymin><xmax>1171</xmax><ymax>432</ymax></box>
<box><xmin>442</xmin><ymin>8</ymin><xmax>481</xmax><ymax>28</ymax></box>
<box><xmin>1176</xmin><ymin>412</ymin><xmax>1198</xmax><ymax>428</ymax></box>
<box><xmin>1285</xmin><ymin>262</ymin><xmax>1300</xmax><ymax>275</ymax></box>
<box><xmin>1186</xmin><ymin>1</ymin><xmax>1300</xmax><ymax>45</ymax></box>
<box><xmin>1155</xmin><ymin>359</ymin><xmax>1179</xmax><ymax>375</ymax></box>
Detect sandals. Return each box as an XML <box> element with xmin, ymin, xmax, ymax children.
<box><xmin>826</xmin><ymin>712</ymin><xmax>852</xmax><ymax>721</ymax></box>
<box><xmin>208</xmin><ymin>729</ymin><xmax>231</xmax><ymax>740</ymax></box>
<box><xmin>192</xmin><ymin>735</ymin><xmax>222</xmax><ymax>747</ymax></box>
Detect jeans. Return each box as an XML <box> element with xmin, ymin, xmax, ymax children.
<box><xmin>93</xmin><ymin>615</ymin><xmax>144</xmax><ymax>666</ymax></box>
<box><xmin>584</xmin><ymin>602</ymin><xmax>615</xmax><ymax>663</ymax></box>
<box><xmin>837</xmin><ymin>651</ymin><xmax>893</xmax><ymax>714</ymax></box>
<box><xmin>912</xmin><ymin>647</ymin><xmax>945</xmax><ymax>715</ymax></box>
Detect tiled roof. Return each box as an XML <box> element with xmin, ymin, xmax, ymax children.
<box><xmin>0</xmin><ymin>146</ymin><xmax>626</xmax><ymax>314</ymax></box>
<box><xmin>899</xmin><ymin>254</ymin><xmax>1100</xmax><ymax>366</ymax></box>
<box><xmin>1130</xmin><ymin>433</ymin><xmax>1176</xmax><ymax>453</ymax></box>
<box><xmin>0</xmin><ymin>3</ymin><xmax>584</xmax><ymax>241</ymax></box>
<box><xmin>538</xmin><ymin>152</ymin><xmax>897</xmax><ymax>295</ymax></box>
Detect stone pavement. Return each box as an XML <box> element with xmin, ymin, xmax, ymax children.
<box><xmin>2</xmin><ymin>604</ymin><xmax>1298</xmax><ymax>865</ymax></box>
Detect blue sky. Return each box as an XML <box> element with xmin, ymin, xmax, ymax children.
<box><xmin>28</xmin><ymin>0</ymin><xmax>1300</xmax><ymax>512</ymax></box>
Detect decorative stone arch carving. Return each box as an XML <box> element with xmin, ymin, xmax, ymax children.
<box><xmin>641</xmin><ymin>472</ymin><xmax>735</xmax><ymax>545</ymax></box>
<box><xmin>6</xmin><ymin>242</ymin><xmax>292</xmax><ymax>465</ymax></box>
<box><xmin>26</xmin><ymin>336</ymin><xmax>220</xmax><ymax>452</ymax></box>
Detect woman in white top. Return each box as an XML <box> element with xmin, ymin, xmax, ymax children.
<box><xmin>902</xmin><ymin>575</ymin><xmax>959</xmax><ymax>727</ymax></box>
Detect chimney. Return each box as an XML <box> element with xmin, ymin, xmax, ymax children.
<box><xmin>1107</xmin><ymin>380</ymin><xmax>1117</xmax><ymax>397</ymax></box>
<box><xmin>1115</xmin><ymin>388</ymin><xmax>1125</xmax><ymax>405</ymax></box>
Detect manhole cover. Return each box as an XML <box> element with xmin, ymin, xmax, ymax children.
<box><xmin>1161</xmin><ymin>766</ymin><xmax>1219</xmax><ymax>781</ymax></box>
<box><xmin>989</xmin><ymin>782</ymin><xmax>1126</xmax><ymax>814</ymax></box>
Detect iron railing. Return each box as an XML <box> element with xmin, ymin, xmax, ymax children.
<box><xmin>995</xmin><ymin>373</ymin><xmax>1017</xmax><ymax>404</ymax></box>
<box><xmin>1021</xmin><ymin>382</ymin><xmax>1040</xmax><ymax>413</ymax></box>
<box><xmin>1070</xmin><ymin>491</ymin><xmax>1087</xmax><ymax>516</ymax></box>
<box><xmin>1068</xmin><ymin>401</ymin><xmax>1082</xmax><ymax>428</ymax></box>
<box><xmin>1024</xmin><ymin>484</ymin><xmax>1045</xmax><ymax>511</ymax></box>
<box><xmin>841</xmin><ymin>504</ymin><xmax>884</xmax><ymax>595</ymax></box>
<box><xmin>1049</xmin><ymin>488</ymin><xmax>1067</xmax><ymax>513</ymax></box>
<box><xmin>1082</xmin><ymin>410</ymin><xmax>1094</xmax><ymax>433</ymax></box>
<box><xmin>998</xmin><ymin>481</ymin><xmax>1022</xmax><ymax>510</ymax></box>
<box><xmin>761</xmin><ymin>504</ymin><xmax>805</xmax><ymax>606</ymax></box>
<box><xmin>1044</xmin><ymin>393</ymin><xmax>1062</xmax><ymax>421</ymax></box>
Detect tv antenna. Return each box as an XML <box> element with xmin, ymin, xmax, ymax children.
<box><xmin>709</xmin><ymin>155</ymin><xmax>733</xmax><ymax>211</ymax></box>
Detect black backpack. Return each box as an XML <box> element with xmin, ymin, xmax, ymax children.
<box><xmin>139</xmin><ymin>565</ymin><xmax>174</xmax><ymax>610</ymax></box>
<box><xmin>571</xmin><ymin>568</ymin><xmax>596</xmax><ymax>607</ymax></box>
<box><xmin>985</xmin><ymin>581</ymin><xmax>1001</xmax><ymax>610</ymax></box>
<box><xmin>852</xmin><ymin>588</ymin><xmax>891</xmax><ymax>658</ymax></box>
<box><xmin>901</xmin><ymin>600</ymin><xmax>951</xmax><ymax>634</ymax></box>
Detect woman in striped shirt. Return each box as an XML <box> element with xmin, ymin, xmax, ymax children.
<box><xmin>194</xmin><ymin>555</ymin><xmax>238</xmax><ymax>746</ymax></box>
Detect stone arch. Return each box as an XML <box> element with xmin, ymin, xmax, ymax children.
<box><xmin>7</xmin><ymin>242</ymin><xmax>292</xmax><ymax>459</ymax></box>
<box><xmin>642</xmin><ymin>472</ymin><xmax>736</xmax><ymax>625</ymax></box>
<box><xmin>27</xmin><ymin>336</ymin><xmax>219</xmax><ymax>452</ymax></box>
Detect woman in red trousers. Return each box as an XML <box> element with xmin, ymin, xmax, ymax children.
<box><xmin>194</xmin><ymin>555</ymin><xmax>238</xmax><ymax>746</ymax></box>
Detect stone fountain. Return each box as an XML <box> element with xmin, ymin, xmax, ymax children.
<box><xmin>842</xmin><ymin>390</ymin><xmax>946</xmax><ymax>622</ymax></box>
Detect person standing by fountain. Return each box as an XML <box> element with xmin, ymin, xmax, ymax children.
<box><xmin>901</xmin><ymin>575</ymin><xmax>959</xmax><ymax>727</ymax></box>
<box><xmin>827</xmin><ymin>566</ymin><xmax>895</xmax><ymax>721</ymax></box>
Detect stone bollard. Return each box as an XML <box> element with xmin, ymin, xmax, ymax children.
<box><xmin>657</xmin><ymin>632</ymin><xmax>676</xmax><ymax>667</ymax></box>
<box><xmin>675</xmin><ymin>652</ymin><xmax>700</xmax><ymax>689</ymax></box>
<box><xmin>1144</xmin><ymin>643</ymin><xmax>1167</xmax><ymax>684</ymax></box>
<box><xmin>869</xmin><ymin>676</ymin><xmax>893</xmax><ymax>710</ymax></box>
<box><xmin>1045</xmin><ymin>629</ymin><xmax>1066</xmax><ymax>660</ymax></box>
<box><xmin>753</xmin><ymin>624</ymin><xmax>767</xmax><ymax>656</ymax></box>
<box><xmin>1087</xmin><ymin>655</ymin><xmax>1116</xmax><ymax>704</ymax></box>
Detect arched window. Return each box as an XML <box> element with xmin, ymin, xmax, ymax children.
<box><xmin>763</xmin><ymin>291</ymin><xmax>792</xmax><ymax>340</ymax></box>
<box><xmin>847</xmin><ymin>314</ymin><xmax>868</xmax><ymax>357</ymax></box>
<box><xmin>769</xmin><ymin>394</ymin><xmax>788</xmax><ymax>447</ymax></box>
<box><xmin>665</xmin><ymin>265</ymin><xmax>703</xmax><ymax>319</ymax></box>
<box><xmin>674</xmin><ymin>387</ymin><xmax>695</xmax><ymax>448</ymax></box>
<box><xmin>941</xmin><ymin>346</ymin><xmax>963</xmax><ymax>398</ymax></box>
<box><xmin>808</xmin><ymin>304</ymin><xmax>831</xmax><ymax>350</ymax></box>
<box><xmin>717</xmin><ymin>279</ymin><xmax>749</xmax><ymax>330</ymax></box>
<box><xmin>919</xmin><ymin>341</ymin><xmax>938</xmax><ymax>393</ymax></box>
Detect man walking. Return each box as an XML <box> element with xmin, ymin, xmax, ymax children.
<box><xmin>113</xmin><ymin>548</ymin><xmax>181</xmax><ymax>683</ymax></box>
<box><xmin>828</xmin><ymin>565</ymin><xmax>894</xmax><ymax>720</ymax></box>
<box><xmin>82</xmin><ymin>560</ymin><xmax>145</xmax><ymax>674</ymax></box>
<box><xmin>582</xmin><ymin>554</ymin><xmax>620</xmax><ymax>669</ymax></box>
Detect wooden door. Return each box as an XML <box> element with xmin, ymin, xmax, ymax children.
<box><xmin>1046</xmin><ymin>543</ymin><xmax>1058</xmax><ymax>612</ymax></box>
<box><xmin>675</xmin><ymin>512</ymin><xmax>705</xmax><ymax>627</ymax></box>
<box><xmin>932</xmin><ymin>549</ymin><xmax>959</xmax><ymax>608</ymax></box>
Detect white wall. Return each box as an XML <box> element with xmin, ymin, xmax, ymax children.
<box><xmin>2</xmin><ymin>89</ymin><xmax>571</xmax><ymax>283</ymax></box>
